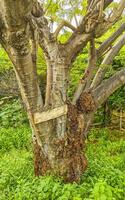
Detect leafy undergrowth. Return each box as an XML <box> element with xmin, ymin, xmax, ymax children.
<box><xmin>0</xmin><ymin>127</ymin><xmax>125</xmax><ymax>200</ymax></box>
<box><xmin>0</xmin><ymin>100</ymin><xmax>125</xmax><ymax>199</ymax></box>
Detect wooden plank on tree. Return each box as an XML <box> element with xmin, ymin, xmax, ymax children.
<box><xmin>34</xmin><ymin>105</ymin><xmax>68</xmax><ymax>124</ymax></box>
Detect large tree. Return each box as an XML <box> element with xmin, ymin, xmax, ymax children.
<box><xmin>0</xmin><ymin>0</ymin><xmax>125</xmax><ymax>182</ymax></box>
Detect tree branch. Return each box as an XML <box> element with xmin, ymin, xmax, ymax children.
<box><xmin>32</xmin><ymin>0</ymin><xmax>53</xmax><ymax>44</ymax></box>
<box><xmin>95</xmin><ymin>0</ymin><xmax>125</xmax><ymax>37</ymax></box>
<box><xmin>54</xmin><ymin>20</ymin><xmax>76</xmax><ymax>39</ymax></box>
<box><xmin>98</xmin><ymin>0</ymin><xmax>105</xmax><ymax>20</ymax></box>
<box><xmin>93</xmin><ymin>68</ymin><xmax>125</xmax><ymax>107</ymax></box>
<box><xmin>0</xmin><ymin>0</ymin><xmax>43</xmax><ymax>111</ymax></box>
<box><xmin>29</xmin><ymin>18</ymin><xmax>38</xmax><ymax>67</ymax></box>
<box><xmin>104</xmin><ymin>0</ymin><xmax>113</xmax><ymax>8</ymax></box>
<box><xmin>72</xmin><ymin>38</ymin><xmax>96</xmax><ymax>104</ymax></box>
<box><xmin>91</xmin><ymin>34</ymin><xmax>125</xmax><ymax>89</ymax></box>
<box><xmin>63</xmin><ymin>0</ymin><xmax>125</xmax><ymax>64</ymax></box>
<box><xmin>97</xmin><ymin>23</ymin><xmax>125</xmax><ymax>58</ymax></box>
<box><xmin>45</xmin><ymin>59</ymin><xmax>53</xmax><ymax>106</ymax></box>
<box><xmin>109</xmin><ymin>0</ymin><xmax>125</xmax><ymax>23</ymax></box>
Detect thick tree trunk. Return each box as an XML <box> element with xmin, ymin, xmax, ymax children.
<box><xmin>33</xmin><ymin>58</ymin><xmax>88</xmax><ymax>182</ymax></box>
<box><xmin>33</xmin><ymin>63</ymin><xmax>96</xmax><ymax>182</ymax></box>
<box><xmin>33</xmin><ymin>108</ymin><xmax>88</xmax><ymax>183</ymax></box>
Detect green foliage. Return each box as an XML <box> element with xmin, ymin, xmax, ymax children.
<box><xmin>0</xmin><ymin>99</ymin><xmax>125</xmax><ymax>199</ymax></box>
<box><xmin>83</xmin><ymin>128</ymin><xmax>125</xmax><ymax>200</ymax></box>
<box><xmin>37</xmin><ymin>47</ymin><xmax>47</xmax><ymax>74</ymax></box>
<box><xmin>0</xmin><ymin>126</ymin><xmax>31</xmax><ymax>152</ymax></box>
<box><xmin>0</xmin><ymin>98</ymin><xmax>28</xmax><ymax>128</ymax></box>
<box><xmin>109</xmin><ymin>86</ymin><xmax>125</xmax><ymax>110</ymax></box>
<box><xmin>91</xmin><ymin>180</ymin><xmax>113</xmax><ymax>200</ymax></box>
<box><xmin>58</xmin><ymin>31</ymin><xmax>72</xmax><ymax>43</ymax></box>
<box><xmin>44</xmin><ymin>0</ymin><xmax>88</xmax><ymax>23</ymax></box>
<box><xmin>0</xmin><ymin>47</ymin><xmax>12</xmax><ymax>72</ymax></box>
<box><xmin>0</xmin><ymin>121</ymin><xmax>125</xmax><ymax>199</ymax></box>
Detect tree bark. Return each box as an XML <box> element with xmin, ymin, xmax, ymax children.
<box><xmin>35</xmin><ymin>53</ymin><xmax>88</xmax><ymax>182</ymax></box>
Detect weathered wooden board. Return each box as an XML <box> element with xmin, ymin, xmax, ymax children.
<box><xmin>34</xmin><ymin>105</ymin><xmax>68</xmax><ymax>124</ymax></box>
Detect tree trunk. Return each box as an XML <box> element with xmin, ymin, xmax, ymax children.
<box><xmin>33</xmin><ymin>107</ymin><xmax>88</xmax><ymax>183</ymax></box>
<box><xmin>35</xmin><ymin>84</ymin><xmax>95</xmax><ymax>183</ymax></box>
<box><xmin>33</xmin><ymin>57</ymin><xmax>89</xmax><ymax>182</ymax></box>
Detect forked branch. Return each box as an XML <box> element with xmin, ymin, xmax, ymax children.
<box><xmin>91</xmin><ymin>34</ymin><xmax>125</xmax><ymax>89</ymax></box>
<box><xmin>96</xmin><ymin>0</ymin><xmax>125</xmax><ymax>37</ymax></box>
<box><xmin>64</xmin><ymin>0</ymin><xmax>125</xmax><ymax>63</ymax></box>
<box><xmin>54</xmin><ymin>20</ymin><xmax>76</xmax><ymax>39</ymax></box>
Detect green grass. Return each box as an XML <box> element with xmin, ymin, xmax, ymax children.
<box><xmin>0</xmin><ymin>126</ymin><xmax>125</xmax><ymax>200</ymax></box>
<box><xmin>0</xmin><ymin>99</ymin><xmax>125</xmax><ymax>199</ymax></box>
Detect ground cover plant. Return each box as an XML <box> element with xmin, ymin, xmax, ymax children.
<box><xmin>0</xmin><ymin>99</ymin><xmax>125</xmax><ymax>199</ymax></box>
